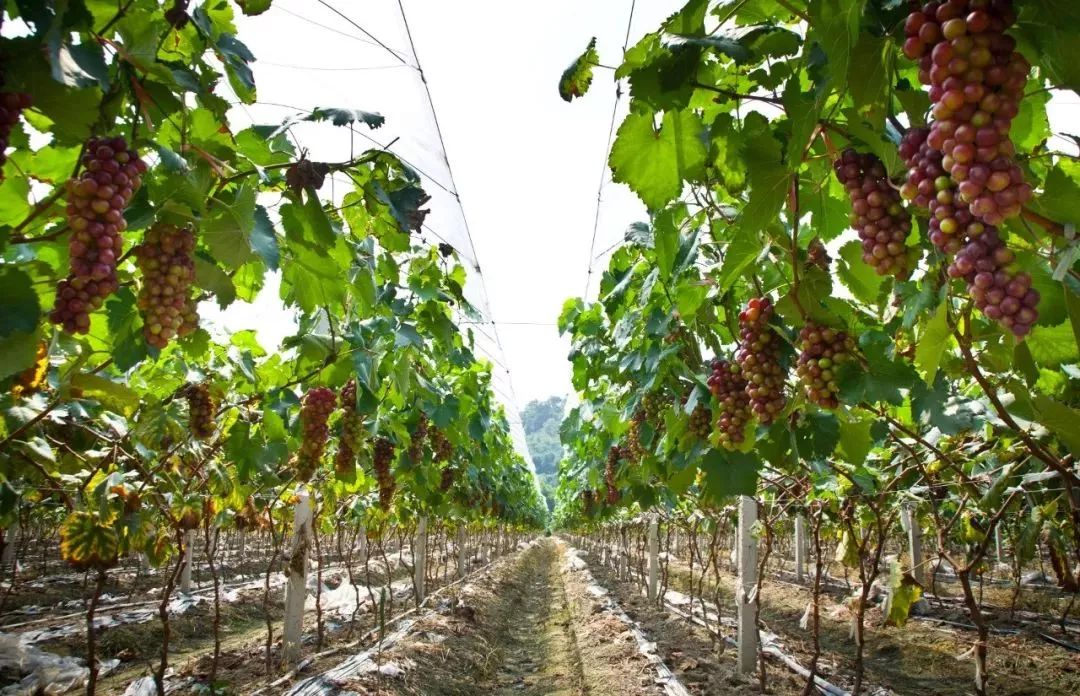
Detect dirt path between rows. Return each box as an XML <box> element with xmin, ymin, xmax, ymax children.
<box><xmin>343</xmin><ymin>538</ymin><xmax>662</xmax><ymax>695</ymax></box>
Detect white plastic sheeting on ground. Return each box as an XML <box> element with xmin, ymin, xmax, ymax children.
<box><xmin>564</xmin><ymin>546</ymin><xmax>690</xmax><ymax>696</ymax></box>
<box><xmin>0</xmin><ymin>633</ymin><xmax>118</xmax><ymax>695</ymax></box>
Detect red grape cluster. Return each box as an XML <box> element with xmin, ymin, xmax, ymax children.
<box><xmin>50</xmin><ymin>137</ymin><xmax>147</xmax><ymax>334</ymax></box>
<box><xmin>947</xmin><ymin>228</ymin><xmax>1039</xmax><ymax>336</ymax></box>
<box><xmin>902</xmin><ymin>0</ymin><xmax>1032</xmax><ymax>225</ymax></box>
<box><xmin>430</xmin><ymin>427</ymin><xmax>452</xmax><ymax>462</ymax></box>
<box><xmin>407</xmin><ymin>412</ymin><xmax>428</xmax><ymax>463</ymax></box>
<box><xmin>708</xmin><ymin>359</ymin><xmax>750</xmax><ymax>449</ymax></box>
<box><xmin>604</xmin><ymin>446</ymin><xmax>621</xmax><ymax>504</ymax></box>
<box><xmin>284</xmin><ymin>158</ymin><xmax>329</xmax><ymax>194</ymax></box>
<box><xmin>796</xmin><ymin>324</ymin><xmax>853</xmax><ymax>409</ymax></box>
<box><xmin>440</xmin><ymin>464</ymin><xmax>456</xmax><ymax>492</ymax></box>
<box><xmin>0</xmin><ymin>85</ymin><xmax>31</xmax><ymax>171</ymax></box>
<box><xmin>335</xmin><ymin>379</ymin><xmax>362</xmax><ymax>478</ymax></box>
<box><xmin>582</xmin><ymin>488</ymin><xmax>596</xmax><ymax>515</ymax></box>
<box><xmin>373</xmin><ymin>437</ymin><xmax>396</xmax><ymax>509</ymax></box>
<box><xmin>185</xmin><ymin>382</ymin><xmax>215</xmax><ymax>440</ymax></box>
<box><xmin>901</xmin><ymin>128</ymin><xmax>1040</xmax><ymax>337</ymax></box>
<box><xmin>294</xmin><ymin>387</ymin><xmax>335</xmax><ymax>481</ymax></box>
<box><xmin>900</xmin><ymin>127</ymin><xmax>981</xmax><ymax>255</ymax></box>
<box><xmin>833</xmin><ymin>149</ymin><xmax>914</xmax><ymax>279</ymax></box>
<box><xmin>736</xmin><ymin>297</ymin><xmax>788</xmax><ymax>425</ymax></box>
<box><xmin>627</xmin><ymin>409</ymin><xmax>646</xmax><ymax>460</ymax></box>
<box><xmin>133</xmin><ymin>223</ymin><xmax>198</xmax><ymax>349</ymax></box>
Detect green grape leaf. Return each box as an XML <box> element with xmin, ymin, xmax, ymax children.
<box><xmin>0</xmin><ymin>267</ymin><xmax>41</xmax><ymax>338</ymax></box>
<box><xmin>847</xmin><ymin>32</ymin><xmax>889</xmax><ymax>116</ymax></box>
<box><xmin>1032</xmin><ymin>395</ymin><xmax>1080</xmax><ymax>456</ymax></box>
<box><xmin>70</xmin><ymin>373</ymin><xmax>140</xmax><ymax>416</ymax></box>
<box><xmin>807</xmin><ymin>0</ymin><xmax>867</xmax><ymax>90</ymax></box>
<box><xmin>914</xmin><ymin>299</ymin><xmax>949</xmax><ymax>384</ymax></box>
<box><xmin>204</xmin><ymin>184</ymin><xmax>258</xmax><ymax>267</ymax></box>
<box><xmin>559</xmin><ymin>38</ymin><xmax>598</xmax><ymax>102</ymax></box>
<box><xmin>741</xmin><ymin>115</ymin><xmax>788</xmax><ymax>237</ymax></box>
<box><xmin>236</xmin><ymin>0</ymin><xmax>273</xmax><ymax>15</ymax></box>
<box><xmin>699</xmin><ymin>449</ymin><xmax>759</xmax><ymax>501</ymax></box>
<box><xmin>837</xmin><ymin>415</ymin><xmax>873</xmax><ymax>465</ymax></box>
<box><xmin>837</xmin><ymin>240</ymin><xmax>884</xmax><ymax>304</ymax></box>
<box><xmin>1030</xmin><ymin>162</ymin><xmax>1080</xmax><ymax>227</ymax></box>
<box><xmin>273</xmin><ymin>106</ymin><xmax>385</xmax><ymax>136</ymax></box>
<box><xmin>609</xmin><ymin>109</ymin><xmax>706</xmax><ymax>210</ymax></box>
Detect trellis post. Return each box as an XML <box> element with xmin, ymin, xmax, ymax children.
<box><xmin>737</xmin><ymin>495</ymin><xmax>759</xmax><ymax>674</ymax></box>
<box><xmin>180</xmin><ymin>529</ymin><xmax>195</xmax><ymax>593</ymax></box>
<box><xmin>282</xmin><ymin>487</ymin><xmax>312</xmax><ymax>667</ymax></box>
<box><xmin>414</xmin><ymin>515</ymin><xmax>428</xmax><ymax>604</ymax></box>
<box><xmin>647</xmin><ymin>513</ymin><xmax>659</xmax><ymax>602</ymax></box>
<box><xmin>901</xmin><ymin>504</ymin><xmax>924</xmax><ymax>585</ymax></box>
<box><xmin>794</xmin><ymin>513</ymin><xmax>807</xmax><ymax>583</ymax></box>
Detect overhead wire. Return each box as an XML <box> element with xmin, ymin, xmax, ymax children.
<box><xmin>583</xmin><ymin>0</ymin><xmax>637</xmax><ymax>300</ymax></box>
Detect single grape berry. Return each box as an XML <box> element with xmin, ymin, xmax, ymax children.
<box><xmin>373</xmin><ymin>437</ymin><xmax>396</xmax><ymax>509</ymax></box>
<box><xmin>708</xmin><ymin>358</ymin><xmax>751</xmax><ymax>449</ymax></box>
<box><xmin>51</xmin><ymin>136</ymin><xmax>147</xmax><ymax>334</ymax></box>
<box><xmin>134</xmin><ymin>223</ymin><xmax>199</xmax><ymax>349</ymax></box>
<box><xmin>185</xmin><ymin>382</ymin><xmax>216</xmax><ymax>440</ymax></box>
<box><xmin>335</xmin><ymin>379</ymin><xmax>363</xmax><ymax>479</ymax></box>
<box><xmin>833</xmin><ymin>149</ymin><xmax>914</xmax><ymax>279</ymax></box>
<box><xmin>294</xmin><ymin>386</ymin><xmax>336</xmax><ymax>481</ymax></box>
<box><xmin>796</xmin><ymin>324</ymin><xmax>853</xmax><ymax>409</ymax></box>
<box><xmin>735</xmin><ymin>297</ymin><xmax>788</xmax><ymax>425</ymax></box>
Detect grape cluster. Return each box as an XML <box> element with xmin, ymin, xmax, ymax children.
<box><xmin>902</xmin><ymin>0</ymin><xmax>1032</xmax><ymax>225</ymax></box>
<box><xmin>335</xmin><ymin>379</ymin><xmax>362</xmax><ymax>478</ymax></box>
<box><xmin>407</xmin><ymin>413</ymin><xmax>428</xmax><ymax>463</ymax></box>
<box><xmin>294</xmin><ymin>387</ymin><xmax>335</xmax><ymax>481</ymax></box>
<box><xmin>947</xmin><ymin>228</ymin><xmax>1039</xmax><ymax>336</ymax></box>
<box><xmin>284</xmin><ymin>158</ymin><xmax>330</xmax><ymax>194</ymax></box>
<box><xmin>735</xmin><ymin>297</ymin><xmax>788</xmax><ymax>425</ymax></box>
<box><xmin>688</xmin><ymin>401</ymin><xmax>713</xmax><ymax>440</ymax></box>
<box><xmin>582</xmin><ymin>489</ymin><xmax>596</xmax><ymax>515</ymax></box>
<box><xmin>627</xmin><ymin>409</ymin><xmax>646</xmax><ymax>461</ymax></box>
<box><xmin>900</xmin><ymin>127</ymin><xmax>982</xmax><ymax>255</ymax></box>
<box><xmin>430</xmin><ymin>427</ymin><xmax>452</xmax><ymax>462</ymax></box>
<box><xmin>133</xmin><ymin>223</ymin><xmax>198</xmax><ymax>348</ymax></box>
<box><xmin>440</xmin><ymin>464</ymin><xmax>456</xmax><ymax>492</ymax></box>
<box><xmin>833</xmin><ymin>149</ymin><xmax>914</xmax><ymax>279</ymax></box>
<box><xmin>373</xmin><ymin>437</ymin><xmax>396</xmax><ymax>509</ymax></box>
<box><xmin>185</xmin><ymin>382</ymin><xmax>216</xmax><ymax>440</ymax></box>
<box><xmin>807</xmin><ymin>237</ymin><xmax>831</xmax><ymax>272</ymax></box>
<box><xmin>796</xmin><ymin>324</ymin><xmax>853</xmax><ymax>409</ymax></box>
<box><xmin>50</xmin><ymin>137</ymin><xmax>147</xmax><ymax>334</ymax></box>
<box><xmin>604</xmin><ymin>446</ymin><xmax>621</xmax><ymax>504</ymax></box>
<box><xmin>708</xmin><ymin>359</ymin><xmax>750</xmax><ymax>449</ymax></box>
<box><xmin>0</xmin><ymin>80</ymin><xmax>31</xmax><ymax>171</ymax></box>
<box><xmin>901</xmin><ymin>128</ymin><xmax>1040</xmax><ymax>337</ymax></box>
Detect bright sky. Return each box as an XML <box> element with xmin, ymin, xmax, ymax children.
<box><xmin>208</xmin><ymin>0</ymin><xmax>682</xmax><ymax>418</ymax></box>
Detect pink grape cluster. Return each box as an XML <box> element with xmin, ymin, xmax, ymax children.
<box><xmin>335</xmin><ymin>379</ymin><xmax>363</xmax><ymax>478</ymax></box>
<box><xmin>833</xmin><ymin>149</ymin><xmax>914</xmax><ymax>279</ymax></box>
<box><xmin>947</xmin><ymin>229</ymin><xmax>1039</xmax><ymax>336</ymax></box>
<box><xmin>50</xmin><ymin>137</ymin><xmax>147</xmax><ymax>334</ymax></box>
<box><xmin>294</xmin><ymin>387</ymin><xmax>336</xmax><ymax>481</ymax></box>
<box><xmin>796</xmin><ymin>324</ymin><xmax>853</xmax><ymax>409</ymax></box>
<box><xmin>134</xmin><ymin>223</ymin><xmax>198</xmax><ymax>349</ymax></box>
<box><xmin>902</xmin><ymin>0</ymin><xmax>1032</xmax><ymax>225</ymax></box>
<box><xmin>901</xmin><ymin>128</ymin><xmax>1040</xmax><ymax>338</ymax></box>
<box><xmin>736</xmin><ymin>297</ymin><xmax>788</xmax><ymax>425</ymax></box>
<box><xmin>707</xmin><ymin>359</ymin><xmax>750</xmax><ymax>450</ymax></box>
<box><xmin>0</xmin><ymin>88</ymin><xmax>32</xmax><ymax>171</ymax></box>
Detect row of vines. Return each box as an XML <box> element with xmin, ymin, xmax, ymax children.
<box><xmin>0</xmin><ymin>0</ymin><xmax>545</xmax><ymax>693</ymax></box>
<box><xmin>555</xmin><ymin>0</ymin><xmax>1079</xmax><ymax>694</ymax></box>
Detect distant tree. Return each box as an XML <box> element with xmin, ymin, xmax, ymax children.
<box><xmin>521</xmin><ymin>396</ymin><xmax>566</xmax><ymax>479</ymax></box>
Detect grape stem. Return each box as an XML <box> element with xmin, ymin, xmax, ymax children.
<box><xmin>1020</xmin><ymin>207</ymin><xmax>1068</xmax><ymax>237</ymax></box>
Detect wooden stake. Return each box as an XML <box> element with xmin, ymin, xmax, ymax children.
<box><xmin>647</xmin><ymin>513</ymin><xmax>659</xmax><ymax>602</ymax></box>
<box><xmin>414</xmin><ymin>516</ymin><xmax>427</xmax><ymax>604</ymax></box>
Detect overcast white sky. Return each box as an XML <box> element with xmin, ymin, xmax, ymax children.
<box><xmin>213</xmin><ymin>0</ymin><xmax>681</xmax><ymax>414</ymax></box>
